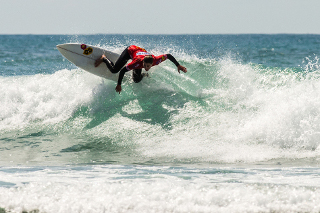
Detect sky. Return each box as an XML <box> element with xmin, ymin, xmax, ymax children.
<box><xmin>2</xmin><ymin>0</ymin><xmax>320</xmax><ymax>35</ymax></box>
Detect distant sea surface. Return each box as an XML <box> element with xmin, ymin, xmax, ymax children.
<box><xmin>1</xmin><ymin>34</ymin><xmax>320</xmax><ymax>212</ymax></box>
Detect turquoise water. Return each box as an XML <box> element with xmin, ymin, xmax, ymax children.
<box><xmin>1</xmin><ymin>34</ymin><xmax>320</xmax><ymax>212</ymax></box>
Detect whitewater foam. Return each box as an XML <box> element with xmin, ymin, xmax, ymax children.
<box><xmin>1</xmin><ymin>166</ymin><xmax>320</xmax><ymax>213</ymax></box>
<box><xmin>0</xmin><ymin>69</ymin><xmax>103</xmax><ymax>131</ymax></box>
<box><xmin>131</xmin><ymin>57</ymin><xmax>320</xmax><ymax>164</ymax></box>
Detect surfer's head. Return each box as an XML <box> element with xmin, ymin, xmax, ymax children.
<box><xmin>143</xmin><ymin>55</ymin><xmax>153</xmax><ymax>71</ymax></box>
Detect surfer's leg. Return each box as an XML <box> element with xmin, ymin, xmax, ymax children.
<box><xmin>102</xmin><ymin>57</ymin><xmax>116</xmax><ymax>73</ymax></box>
<box><xmin>104</xmin><ymin>47</ymin><xmax>131</xmax><ymax>73</ymax></box>
<box><xmin>132</xmin><ymin>69</ymin><xmax>144</xmax><ymax>83</ymax></box>
<box><xmin>112</xmin><ymin>47</ymin><xmax>131</xmax><ymax>72</ymax></box>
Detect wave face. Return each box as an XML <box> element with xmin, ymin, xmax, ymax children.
<box><xmin>2</xmin><ymin>34</ymin><xmax>320</xmax><ymax>166</ymax></box>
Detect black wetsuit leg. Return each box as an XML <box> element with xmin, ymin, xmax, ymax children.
<box><xmin>132</xmin><ymin>69</ymin><xmax>143</xmax><ymax>83</ymax></box>
<box><xmin>103</xmin><ymin>46</ymin><xmax>131</xmax><ymax>73</ymax></box>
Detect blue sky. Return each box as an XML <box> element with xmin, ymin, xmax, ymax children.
<box><xmin>2</xmin><ymin>0</ymin><xmax>320</xmax><ymax>34</ymax></box>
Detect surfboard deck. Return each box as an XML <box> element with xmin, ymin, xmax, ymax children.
<box><xmin>57</xmin><ymin>43</ymin><xmax>121</xmax><ymax>82</ymax></box>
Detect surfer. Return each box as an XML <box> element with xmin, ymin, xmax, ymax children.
<box><xmin>95</xmin><ymin>45</ymin><xmax>187</xmax><ymax>94</ymax></box>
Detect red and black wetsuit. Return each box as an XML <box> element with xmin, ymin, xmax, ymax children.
<box><xmin>103</xmin><ymin>45</ymin><xmax>180</xmax><ymax>86</ymax></box>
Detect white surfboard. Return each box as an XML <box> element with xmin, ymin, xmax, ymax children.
<box><xmin>57</xmin><ymin>43</ymin><xmax>121</xmax><ymax>82</ymax></box>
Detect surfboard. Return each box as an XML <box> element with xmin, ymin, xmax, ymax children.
<box><xmin>56</xmin><ymin>43</ymin><xmax>121</xmax><ymax>82</ymax></box>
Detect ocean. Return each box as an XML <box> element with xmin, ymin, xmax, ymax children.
<box><xmin>1</xmin><ymin>34</ymin><xmax>320</xmax><ymax>212</ymax></box>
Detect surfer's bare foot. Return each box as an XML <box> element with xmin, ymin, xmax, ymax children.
<box><xmin>95</xmin><ymin>55</ymin><xmax>106</xmax><ymax>67</ymax></box>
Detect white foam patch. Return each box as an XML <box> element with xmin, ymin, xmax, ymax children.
<box><xmin>1</xmin><ymin>166</ymin><xmax>320</xmax><ymax>213</ymax></box>
<box><xmin>0</xmin><ymin>69</ymin><xmax>102</xmax><ymax>131</ymax></box>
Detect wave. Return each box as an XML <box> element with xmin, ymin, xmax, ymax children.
<box><xmin>2</xmin><ymin>55</ymin><xmax>320</xmax><ymax>165</ymax></box>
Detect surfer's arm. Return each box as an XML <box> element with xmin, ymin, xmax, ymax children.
<box><xmin>117</xmin><ymin>67</ymin><xmax>129</xmax><ymax>86</ymax></box>
<box><xmin>166</xmin><ymin>54</ymin><xmax>180</xmax><ymax>67</ymax></box>
<box><xmin>166</xmin><ymin>54</ymin><xmax>187</xmax><ymax>73</ymax></box>
<box><xmin>115</xmin><ymin>67</ymin><xmax>131</xmax><ymax>93</ymax></box>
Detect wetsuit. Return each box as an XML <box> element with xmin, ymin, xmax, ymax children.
<box><xmin>102</xmin><ymin>45</ymin><xmax>180</xmax><ymax>86</ymax></box>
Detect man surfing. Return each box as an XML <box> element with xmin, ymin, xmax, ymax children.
<box><xmin>95</xmin><ymin>45</ymin><xmax>187</xmax><ymax>94</ymax></box>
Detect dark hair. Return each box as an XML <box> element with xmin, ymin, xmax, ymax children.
<box><xmin>143</xmin><ymin>55</ymin><xmax>154</xmax><ymax>64</ymax></box>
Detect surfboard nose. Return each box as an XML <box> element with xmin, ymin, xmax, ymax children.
<box><xmin>56</xmin><ymin>44</ymin><xmax>66</xmax><ymax>55</ymax></box>
<box><xmin>56</xmin><ymin>43</ymin><xmax>69</xmax><ymax>50</ymax></box>
<box><xmin>56</xmin><ymin>44</ymin><xmax>65</xmax><ymax>48</ymax></box>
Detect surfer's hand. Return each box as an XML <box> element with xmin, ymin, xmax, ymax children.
<box><xmin>178</xmin><ymin>65</ymin><xmax>187</xmax><ymax>73</ymax></box>
<box><xmin>115</xmin><ymin>85</ymin><xmax>122</xmax><ymax>94</ymax></box>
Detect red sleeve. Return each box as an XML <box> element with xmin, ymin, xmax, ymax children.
<box><xmin>152</xmin><ymin>54</ymin><xmax>168</xmax><ymax>66</ymax></box>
